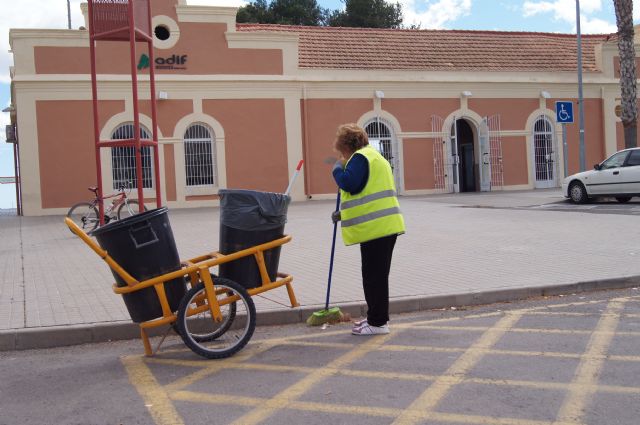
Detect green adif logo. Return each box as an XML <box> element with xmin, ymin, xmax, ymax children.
<box><xmin>137</xmin><ymin>54</ymin><xmax>150</xmax><ymax>70</ymax></box>
<box><xmin>137</xmin><ymin>54</ymin><xmax>188</xmax><ymax>70</ymax></box>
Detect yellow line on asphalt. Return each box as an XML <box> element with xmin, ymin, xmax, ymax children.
<box><xmin>121</xmin><ymin>356</ymin><xmax>185</xmax><ymax>425</ymax></box>
<box><xmin>161</xmin><ymin>343</ymin><xmax>278</xmax><ymax>392</ymax></box>
<box><xmin>172</xmin><ymin>389</ymin><xmax>570</xmax><ymax>425</ymax></box>
<box><xmin>172</xmin><ymin>390</ymin><xmax>262</xmax><ymax>407</ymax></box>
<box><xmin>429</xmin><ymin>411</ymin><xmax>574</xmax><ymax>425</ymax></box>
<box><xmin>272</xmin><ymin>340</ymin><xmax>354</xmax><ymax>349</ymax></box>
<box><xmin>608</xmin><ymin>354</ymin><xmax>640</xmax><ymax>362</ymax></box>
<box><xmin>553</xmin><ymin>299</ymin><xmax>626</xmax><ymax>424</ymax></box>
<box><xmin>392</xmin><ymin>311</ymin><xmax>524</xmax><ymax>425</ymax></box>
<box><xmin>229</xmin><ymin>334</ymin><xmax>394</xmax><ymax>425</ymax></box>
<box><xmin>412</xmin><ymin>324</ymin><xmax>594</xmax><ymax>334</ymax></box>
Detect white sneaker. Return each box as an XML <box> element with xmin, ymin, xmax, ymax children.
<box><xmin>351</xmin><ymin>323</ymin><xmax>389</xmax><ymax>335</ymax></box>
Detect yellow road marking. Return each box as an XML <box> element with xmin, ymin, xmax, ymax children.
<box><xmin>554</xmin><ymin>299</ymin><xmax>626</xmax><ymax>424</ymax></box>
<box><xmin>229</xmin><ymin>335</ymin><xmax>393</xmax><ymax>425</ymax></box>
<box><xmin>392</xmin><ymin>311</ymin><xmax>524</xmax><ymax>425</ymax></box>
<box><xmin>172</xmin><ymin>390</ymin><xmax>574</xmax><ymax>425</ymax></box>
<box><xmin>121</xmin><ymin>356</ymin><xmax>185</xmax><ymax>425</ymax></box>
<box><xmin>124</xmin><ymin>295</ymin><xmax>639</xmax><ymax>425</ymax></box>
<box><xmin>411</xmin><ymin>323</ymin><xmax>640</xmax><ymax>337</ymax></box>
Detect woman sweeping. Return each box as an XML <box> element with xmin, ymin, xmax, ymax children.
<box><xmin>331</xmin><ymin>123</ymin><xmax>406</xmax><ymax>335</ymax></box>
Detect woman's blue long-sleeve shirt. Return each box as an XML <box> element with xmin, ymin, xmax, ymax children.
<box><xmin>332</xmin><ymin>153</ymin><xmax>369</xmax><ymax>195</ymax></box>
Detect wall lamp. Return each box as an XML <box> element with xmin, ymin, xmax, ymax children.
<box><xmin>461</xmin><ymin>91</ymin><xmax>473</xmax><ymax>97</ymax></box>
<box><xmin>374</xmin><ymin>90</ymin><xmax>385</xmax><ymax>99</ymax></box>
<box><xmin>540</xmin><ymin>90</ymin><xmax>551</xmax><ymax>99</ymax></box>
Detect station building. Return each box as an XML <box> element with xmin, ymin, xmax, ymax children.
<box><xmin>7</xmin><ymin>0</ymin><xmax>632</xmax><ymax>215</ymax></box>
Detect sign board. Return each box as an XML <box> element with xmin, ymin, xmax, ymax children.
<box><xmin>0</xmin><ymin>177</ymin><xmax>17</xmax><ymax>184</ymax></box>
<box><xmin>555</xmin><ymin>101</ymin><xmax>574</xmax><ymax>124</ymax></box>
<box><xmin>5</xmin><ymin>124</ymin><xmax>16</xmax><ymax>143</ymax></box>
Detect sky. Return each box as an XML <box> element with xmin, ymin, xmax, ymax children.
<box><xmin>0</xmin><ymin>0</ymin><xmax>635</xmax><ymax>208</ymax></box>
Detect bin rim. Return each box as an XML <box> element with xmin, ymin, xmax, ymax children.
<box><xmin>90</xmin><ymin>206</ymin><xmax>169</xmax><ymax>237</ymax></box>
<box><xmin>218</xmin><ymin>188</ymin><xmax>290</xmax><ymax>199</ymax></box>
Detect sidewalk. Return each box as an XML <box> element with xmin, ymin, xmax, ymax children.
<box><xmin>2</xmin><ymin>189</ymin><xmax>640</xmax><ymax>350</ymax></box>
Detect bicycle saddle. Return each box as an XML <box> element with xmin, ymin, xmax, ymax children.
<box><xmin>88</xmin><ymin>186</ymin><xmax>99</xmax><ymax>193</ymax></box>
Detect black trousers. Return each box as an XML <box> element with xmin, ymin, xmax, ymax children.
<box><xmin>360</xmin><ymin>234</ymin><xmax>397</xmax><ymax>327</ymax></box>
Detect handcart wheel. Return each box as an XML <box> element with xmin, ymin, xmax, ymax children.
<box><xmin>173</xmin><ymin>274</ymin><xmax>233</xmax><ymax>339</ymax></box>
<box><xmin>181</xmin><ymin>274</ymin><xmax>235</xmax><ymax>342</ymax></box>
<box><xmin>177</xmin><ymin>278</ymin><xmax>256</xmax><ymax>359</ymax></box>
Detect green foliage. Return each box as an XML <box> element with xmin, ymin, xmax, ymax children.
<box><xmin>237</xmin><ymin>0</ymin><xmax>330</xmax><ymax>26</ymax></box>
<box><xmin>236</xmin><ymin>0</ymin><xmax>404</xmax><ymax>28</ymax></box>
<box><xmin>328</xmin><ymin>0</ymin><xmax>403</xmax><ymax>29</ymax></box>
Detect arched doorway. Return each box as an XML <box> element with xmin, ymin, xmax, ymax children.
<box><xmin>450</xmin><ymin>118</ymin><xmax>477</xmax><ymax>192</ymax></box>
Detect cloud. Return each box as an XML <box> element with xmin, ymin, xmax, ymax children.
<box><xmin>400</xmin><ymin>0</ymin><xmax>472</xmax><ymax>29</ymax></box>
<box><xmin>0</xmin><ymin>0</ymin><xmax>247</xmax><ymax>84</ymax></box>
<box><xmin>1</xmin><ymin>0</ymin><xmax>86</xmax><ymax>83</ymax></box>
<box><xmin>523</xmin><ymin>0</ymin><xmax>617</xmax><ymax>33</ymax></box>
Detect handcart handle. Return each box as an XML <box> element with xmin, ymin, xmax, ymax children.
<box><xmin>64</xmin><ymin>217</ymin><xmax>139</xmax><ymax>287</ymax></box>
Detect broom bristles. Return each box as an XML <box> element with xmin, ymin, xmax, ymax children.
<box><xmin>306</xmin><ymin>306</ymin><xmax>343</xmax><ymax>326</ymax></box>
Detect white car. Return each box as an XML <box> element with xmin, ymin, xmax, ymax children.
<box><xmin>562</xmin><ymin>147</ymin><xmax>640</xmax><ymax>203</ymax></box>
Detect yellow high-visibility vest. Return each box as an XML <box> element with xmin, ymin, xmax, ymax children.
<box><xmin>340</xmin><ymin>146</ymin><xmax>405</xmax><ymax>245</ymax></box>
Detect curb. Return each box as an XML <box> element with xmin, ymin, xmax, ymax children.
<box><xmin>1</xmin><ymin>275</ymin><xmax>639</xmax><ymax>352</ymax></box>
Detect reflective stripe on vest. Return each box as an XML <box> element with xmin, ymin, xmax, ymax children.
<box><xmin>339</xmin><ymin>146</ymin><xmax>405</xmax><ymax>245</ymax></box>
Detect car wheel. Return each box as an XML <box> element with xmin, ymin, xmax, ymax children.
<box><xmin>616</xmin><ymin>197</ymin><xmax>632</xmax><ymax>203</ymax></box>
<box><xmin>569</xmin><ymin>182</ymin><xmax>588</xmax><ymax>204</ymax></box>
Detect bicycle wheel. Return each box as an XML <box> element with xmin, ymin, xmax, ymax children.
<box><xmin>66</xmin><ymin>202</ymin><xmax>99</xmax><ymax>232</ymax></box>
<box><xmin>177</xmin><ymin>278</ymin><xmax>255</xmax><ymax>359</ymax></box>
<box><xmin>116</xmin><ymin>200</ymin><xmax>148</xmax><ymax>220</ymax></box>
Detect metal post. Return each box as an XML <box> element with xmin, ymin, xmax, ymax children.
<box><xmin>562</xmin><ymin>123</ymin><xmax>569</xmax><ymax>177</ymax></box>
<box><xmin>67</xmin><ymin>0</ymin><xmax>72</xmax><ymax>29</ymax></box>
<box><xmin>576</xmin><ymin>0</ymin><xmax>586</xmax><ymax>171</ymax></box>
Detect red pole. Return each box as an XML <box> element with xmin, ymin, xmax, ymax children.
<box><xmin>127</xmin><ymin>0</ymin><xmax>145</xmax><ymax>209</ymax></box>
<box><xmin>146</xmin><ymin>0</ymin><xmax>162</xmax><ymax>209</ymax></box>
<box><xmin>88</xmin><ymin>0</ymin><xmax>105</xmax><ymax>225</ymax></box>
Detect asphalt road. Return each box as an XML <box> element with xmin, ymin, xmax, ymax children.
<box><xmin>2</xmin><ymin>287</ymin><xmax>640</xmax><ymax>425</ymax></box>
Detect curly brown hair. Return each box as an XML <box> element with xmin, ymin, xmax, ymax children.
<box><xmin>334</xmin><ymin>123</ymin><xmax>369</xmax><ymax>156</ymax></box>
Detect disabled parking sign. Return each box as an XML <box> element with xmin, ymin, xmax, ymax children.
<box><xmin>556</xmin><ymin>101</ymin><xmax>574</xmax><ymax>124</ymax></box>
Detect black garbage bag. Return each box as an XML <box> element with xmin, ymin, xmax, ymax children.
<box><xmin>218</xmin><ymin>189</ymin><xmax>291</xmax><ymax>289</ymax></box>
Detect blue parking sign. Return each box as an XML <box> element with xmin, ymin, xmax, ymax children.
<box><xmin>556</xmin><ymin>101</ymin><xmax>574</xmax><ymax>123</ymax></box>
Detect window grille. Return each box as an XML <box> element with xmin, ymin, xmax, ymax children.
<box><xmin>184</xmin><ymin>124</ymin><xmax>216</xmax><ymax>187</ymax></box>
<box><xmin>533</xmin><ymin>117</ymin><xmax>554</xmax><ymax>182</ymax></box>
<box><xmin>365</xmin><ymin>120</ymin><xmax>393</xmax><ymax>164</ymax></box>
<box><xmin>111</xmin><ymin>123</ymin><xmax>153</xmax><ymax>189</ymax></box>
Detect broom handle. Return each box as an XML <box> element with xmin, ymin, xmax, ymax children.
<box><xmin>325</xmin><ymin>191</ymin><xmax>341</xmax><ymax>311</ymax></box>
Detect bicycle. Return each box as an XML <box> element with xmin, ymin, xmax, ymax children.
<box><xmin>66</xmin><ymin>183</ymin><xmax>147</xmax><ymax>232</ymax></box>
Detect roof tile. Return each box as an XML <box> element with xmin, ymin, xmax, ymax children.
<box><xmin>237</xmin><ymin>24</ymin><xmax>612</xmax><ymax>72</ymax></box>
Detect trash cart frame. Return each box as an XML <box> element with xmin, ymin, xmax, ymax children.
<box><xmin>64</xmin><ymin>217</ymin><xmax>299</xmax><ymax>358</ymax></box>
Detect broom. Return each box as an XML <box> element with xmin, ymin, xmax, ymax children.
<box><xmin>307</xmin><ymin>191</ymin><xmax>344</xmax><ymax>325</ymax></box>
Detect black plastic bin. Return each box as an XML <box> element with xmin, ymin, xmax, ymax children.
<box><xmin>91</xmin><ymin>207</ymin><xmax>186</xmax><ymax>323</ymax></box>
<box><xmin>218</xmin><ymin>189</ymin><xmax>290</xmax><ymax>289</ymax></box>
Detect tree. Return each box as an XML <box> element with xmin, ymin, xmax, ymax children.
<box><xmin>236</xmin><ymin>0</ymin><xmax>329</xmax><ymax>26</ymax></box>
<box><xmin>236</xmin><ymin>0</ymin><xmax>273</xmax><ymax>24</ymax></box>
<box><xmin>328</xmin><ymin>0</ymin><xmax>403</xmax><ymax>29</ymax></box>
<box><xmin>271</xmin><ymin>0</ymin><xmax>329</xmax><ymax>26</ymax></box>
<box><xmin>613</xmin><ymin>0</ymin><xmax>637</xmax><ymax>148</ymax></box>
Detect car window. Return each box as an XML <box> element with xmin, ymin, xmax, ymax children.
<box><xmin>626</xmin><ymin>150</ymin><xmax>640</xmax><ymax>167</ymax></box>
<box><xmin>601</xmin><ymin>151</ymin><xmax>629</xmax><ymax>169</ymax></box>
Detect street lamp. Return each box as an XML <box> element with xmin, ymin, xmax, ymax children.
<box><xmin>67</xmin><ymin>0</ymin><xmax>72</xmax><ymax>29</ymax></box>
<box><xmin>576</xmin><ymin>0</ymin><xmax>586</xmax><ymax>171</ymax></box>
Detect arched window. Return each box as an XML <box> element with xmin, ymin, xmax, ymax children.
<box><xmin>184</xmin><ymin>123</ymin><xmax>216</xmax><ymax>186</ymax></box>
<box><xmin>533</xmin><ymin>116</ymin><xmax>554</xmax><ymax>182</ymax></box>
<box><xmin>364</xmin><ymin>119</ymin><xmax>393</xmax><ymax>164</ymax></box>
<box><xmin>111</xmin><ymin>123</ymin><xmax>152</xmax><ymax>189</ymax></box>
